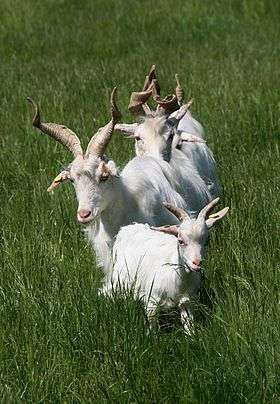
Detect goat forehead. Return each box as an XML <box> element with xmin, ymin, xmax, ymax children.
<box><xmin>180</xmin><ymin>221</ymin><xmax>206</xmax><ymax>240</ymax></box>
<box><xmin>71</xmin><ymin>156</ymin><xmax>99</xmax><ymax>176</ymax></box>
<box><xmin>142</xmin><ymin>116</ymin><xmax>168</xmax><ymax>134</ymax></box>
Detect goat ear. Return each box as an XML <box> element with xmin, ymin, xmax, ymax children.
<box><xmin>206</xmin><ymin>207</ymin><xmax>229</xmax><ymax>229</ymax></box>
<box><xmin>179</xmin><ymin>132</ymin><xmax>206</xmax><ymax>143</ymax></box>
<box><xmin>96</xmin><ymin>160</ymin><xmax>117</xmax><ymax>181</ymax></box>
<box><xmin>47</xmin><ymin>170</ymin><xmax>70</xmax><ymax>192</ymax></box>
<box><xmin>150</xmin><ymin>225</ymin><xmax>179</xmax><ymax>236</ymax></box>
<box><xmin>114</xmin><ymin>123</ymin><xmax>138</xmax><ymax>138</ymax></box>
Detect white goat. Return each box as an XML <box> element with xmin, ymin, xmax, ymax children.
<box><xmin>115</xmin><ymin>68</ymin><xmax>220</xmax><ymax>197</ymax></box>
<box><xmin>116</xmin><ymin>107</ymin><xmax>215</xmax><ymax>204</ymax></box>
<box><xmin>102</xmin><ymin>198</ymin><xmax>229</xmax><ymax>333</ymax></box>
<box><xmin>27</xmin><ymin>90</ymin><xmax>207</xmax><ymax>270</ymax></box>
<box><xmin>171</xmin><ymin>106</ymin><xmax>221</xmax><ymax>198</ymax></box>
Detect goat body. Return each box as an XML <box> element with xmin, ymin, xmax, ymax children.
<box><xmin>174</xmin><ymin>111</ymin><xmax>221</xmax><ymax>197</ymax></box>
<box><xmin>102</xmin><ymin>223</ymin><xmax>201</xmax><ymax>333</ymax></box>
<box><xmin>84</xmin><ymin>156</ymin><xmax>189</xmax><ymax>268</ymax></box>
<box><xmin>132</xmin><ymin>116</ymin><xmax>213</xmax><ymax>208</ymax></box>
<box><xmin>116</xmin><ymin>111</ymin><xmax>219</xmax><ymax>200</ymax></box>
<box><xmin>102</xmin><ymin>198</ymin><xmax>229</xmax><ymax>333</ymax></box>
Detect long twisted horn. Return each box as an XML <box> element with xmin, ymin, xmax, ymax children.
<box><xmin>27</xmin><ymin>98</ymin><xmax>83</xmax><ymax>157</ymax></box>
<box><xmin>148</xmin><ymin>73</ymin><xmax>178</xmax><ymax>115</ymax></box>
<box><xmin>128</xmin><ymin>82</ymin><xmax>154</xmax><ymax>115</ymax></box>
<box><xmin>142</xmin><ymin>64</ymin><xmax>157</xmax><ymax>92</ymax></box>
<box><xmin>198</xmin><ymin>198</ymin><xmax>220</xmax><ymax>220</ymax></box>
<box><xmin>86</xmin><ymin>87</ymin><xmax>121</xmax><ymax>157</ymax></box>
<box><xmin>142</xmin><ymin>76</ymin><xmax>160</xmax><ymax>115</ymax></box>
<box><xmin>163</xmin><ymin>202</ymin><xmax>190</xmax><ymax>222</ymax></box>
<box><xmin>128</xmin><ymin>65</ymin><xmax>158</xmax><ymax>116</ymax></box>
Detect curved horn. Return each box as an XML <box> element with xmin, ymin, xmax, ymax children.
<box><xmin>153</xmin><ymin>93</ymin><xmax>179</xmax><ymax>116</ymax></box>
<box><xmin>142</xmin><ymin>103</ymin><xmax>154</xmax><ymax>115</ymax></box>
<box><xmin>128</xmin><ymin>83</ymin><xmax>154</xmax><ymax>115</ymax></box>
<box><xmin>86</xmin><ymin>87</ymin><xmax>121</xmax><ymax>157</ymax></box>
<box><xmin>163</xmin><ymin>202</ymin><xmax>190</xmax><ymax>222</ymax></box>
<box><xmin>27</xmin><ymin>98</ymin><xmax>83</xmax><ymax>157</ymax></box>
<box><xmin>151</xmin><ymin>78</ymin><xmax>161</xmax><ymax>98</ymax></box>
<box><xmin>198</xmin><ymin>198</ymin><xmax>220</xmax><ymax>220</ymax></box>
<box><xmin>151</xmin><ymin>225</ymin><xmax>179</xmax><ymax>236</ymax></box>
<box><xmin>142</xmin><ymin>64</ymin><xmax>157</xmax><ymax>91</ymax></box>
<box><xmin>175</xmin><ymin>74</ymin><xmax>184</xmax><ymax>106</ymax></box>
<box><xmin>129</xmin><ymin>66</ymin><xmax>159</xmax><ymax>116</ymax></box>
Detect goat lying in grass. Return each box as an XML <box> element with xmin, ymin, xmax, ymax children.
<box><xmin>115</xmin><ymin>66</ymin><xmax>220</xmax><ymax>198</ymax></box>
<box><xmin>102</xmin><ymin>198</ymin><xmax>229</xmax><ymax>334</ymax></box>
<box><xmin>27</xmin><ymin>89</ymin><xmax>208</xmax><ymax>269</ymax></box>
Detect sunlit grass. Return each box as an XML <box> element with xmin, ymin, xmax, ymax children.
<box><xmin>0</xmin><ymin>0</ymin><xmax>279</xmax><ymax>401</ymax></box>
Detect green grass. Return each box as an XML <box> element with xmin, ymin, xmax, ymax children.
<box><xmin>1</xmin><ymin>0</ymin><xmax>280</xmax><ymax>402</ymax></box>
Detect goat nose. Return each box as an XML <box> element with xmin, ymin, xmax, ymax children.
<box><xmin>78</xmin><ymin>209</ymin><xmax>91</xmax><ymax>219</ymax></box>
<box><xmin>192</xmin><ymin>258</ymin><xmax>201</xmax><ymax>267</ymax></box>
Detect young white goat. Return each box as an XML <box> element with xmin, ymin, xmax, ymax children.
<box><xmin>27</xmin><ymin>89</ymin><xmax>208</xmax><ymax>270</ymax></box>
<box><xmin>115</xmin><ymin>68</ymin><xmax>220</xmax><ymax>197</ymax></box>
<box><xmin>102</xmin><ymin>198</ymin><xmax>229</xmax><ymax>333</ymax></box>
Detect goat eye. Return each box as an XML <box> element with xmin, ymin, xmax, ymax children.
<box><xmin>178</xmin><ymin>239</ymin><xmax>184</xmax><ymax>245</ymax></box>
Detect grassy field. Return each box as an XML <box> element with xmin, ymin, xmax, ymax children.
<box><xmin>1</xmin><ymin>0</ymin><xmax>280</xmax><ymax>402</ymax></box>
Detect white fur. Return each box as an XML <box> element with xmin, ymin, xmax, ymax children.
<box><xmin>117</xmin><ymin>110</ymin><xmax>220</xmax><ymax>198</ymax></box>
<box><xmin>102</xmin><ymin>201</ymin><xmax>229</xmax><ymax>333</ymax></box>
<box><xmin>134</xmin><ymin>116</ymin><xmax>213</xmax><ymax>206</ymax></box>
<box><xmin>171</xmin><ymin>110</ymin><xmax>221</xmax><ymax>197</ymax></box>
<box><xmin>176</xmin><ymin>110</ymin><xmax>205</xmax><ymax>139</ymax></box>
<box><xmin>68</xmin><ymin>155</ymin><xmax>187</xmax><ymax>268</ymax></box>
<box><xmin>102</xmin><ymin>223</ymin><xmax>201</xmax><ymax>335</ymax></box>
